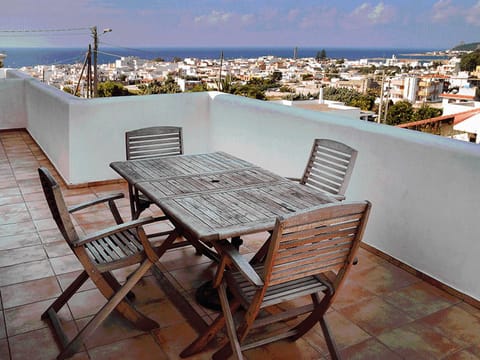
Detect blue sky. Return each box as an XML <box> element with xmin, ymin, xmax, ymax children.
<box><xmin>1</xmin><ymin>0</ymin><xmax>479</xmax><ymax>49</ymax></box>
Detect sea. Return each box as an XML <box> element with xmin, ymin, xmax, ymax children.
<box><xmin>0</xmin><ymin>46</ymin><xmax>448</xmax><ymax>68</ymax></box>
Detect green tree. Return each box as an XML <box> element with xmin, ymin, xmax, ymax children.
<box><xmin>279</xmin><ymin>85</ymin><xmax>294</xmax><ymax>93</ymax></box>
<box><xmin>322</xmin><ymin>86</ymin><xmax>375</xmax><ymax>111</ymax></box>
<box><xmin>188</xmin><ymin>82</ymin><xmax>209</xmax><ymax>92</ymax></box>
<box><xmin>385</xmin><ymin>100</ymin><xmax>414</xmax><ymax>125</ymax></box>
<box><xmin>62</xmin><ymin>86</ymin><xmax>80</xmax><ymax>97</ymax></box>
<box><xmin>460</xmin><ymin>50</ymin><xmax>480</xmax><ymax>72</ymax></box>
<box><xmin>235</xmin><ymin>84</ymin><xmax>266</xmax><ymax>100</ymax></box>
<box><xmin>138</xmin><ymin>76</ymin><xmax>181</xmax><ymax>94</ymax></box>
<box><xmin>97</xmin><ymin>81</ymin><xmax>131</xmax><ymax>97</ymax></box>
<box><xmin>413</xmin><ymin>104</ymin><xmax>442</xmax><ymax>121</ymax></box>
<box><xmin>161</xmin><ymin>76</ymin><xmax>182</xmax><ymax>93</ymax></box>
<box><xmin>216</xmin><ymin>74</ymin><xmax>235</xmax><ymax>93</ymax></box>
<box><xmin>316</xmin><ymin>49</ymin><xmax>327</xmax><ymax>61</ymax></box>
<box><xmin>270</xmin><ymin>71</ymin><xmax>282</xmax><ymax>83</ymax></box>
<box><xmin>326</xmin><ymin>65</ymin><xmax>339</xmax><ymax>75</ymax></box>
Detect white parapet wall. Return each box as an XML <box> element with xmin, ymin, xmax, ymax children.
<box><xmin>1</xmin><ymin>70</ymin><xmax>212</xmax><ymax>184</ymax></box>
<box><xmin>0</xmin><ymin>70</ymin><xmax>27</xmax><ymax>129</ymax></box>
<box><xmin>1</xmin><ymin>70</ymin><xmax>480</xmax><ymax>304</ymax></box>
<box><xmin>67</xmin><ymin>91</ymin><xmax>211</xmax><ymax>183</ymax></box>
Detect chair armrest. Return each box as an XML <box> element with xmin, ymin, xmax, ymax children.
<box><xmin>72</xmin><ymin>216</ymin><xmax>157</xmax><ymax>247</ymax></box>
<box><xmin>216</xmin><ymin>240</ymin><xmax>264</xmax><ymax>287</ymax></box>
<box><xmin>68</xmin><ymin>193</ymin><xmax>125</xmax><ymax>213</ymax></box>
<box><xmin>331</xmin><ymin>194</ymin><xmax>346</xmax><ymax>201</ymax></box>
<box><xmin>285</xmin><ymin>179</ymin><xmax>346</xmax><ymax>202</ymax></box>
<box><xmin>285</xmin><ymin>177</ymin><xmax>301</xmax><ymax>182</ymax></box>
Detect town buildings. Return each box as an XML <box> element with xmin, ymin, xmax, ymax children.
<box><xmin>16</xmin><ymin>51</ymin><xmax>480</xmax><ymax>141</ymax></box>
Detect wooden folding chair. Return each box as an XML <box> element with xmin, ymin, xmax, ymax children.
<box><xmin>125</xmin><ymin>126</ymin><xmax>183</xmax><ymax>219</ymax></box>
<box><xmin>181</xmin><ymin>201</ymin><xmax>371</xmax><ymax>360</ymax></box>
<box><xmin>38</xmin><ymin>167</ymin><xmax>179</xmax><ymax>359</ymax></box>
<box><xmin>297</xmin><ymin>139</ymin><xmax>358</xmax><ymax>201</ymax></box>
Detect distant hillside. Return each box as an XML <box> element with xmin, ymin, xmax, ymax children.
<box><xmin>451</xmin><ymin>42</ymin><xmax>480</xmax><ymax>51</ymax></box>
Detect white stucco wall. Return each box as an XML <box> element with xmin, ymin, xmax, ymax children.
<box><xmin>68</xmin><ymin>92</ymin><xmax>211</xmax><ymax>183</ymax></box>
<box><xmin>0</xmin><ymin>77</ymin><xmax>27</xmax><ymax>129</ymax></box>
<box><xmin>23</xmin><ymin>77</ymin><xmax>73</xmax><ymax>180</ymax></box>
<box><xmin>1</xmin><ymin>70</ymin><xmax>211</xmax><ymax>184</ymax></box>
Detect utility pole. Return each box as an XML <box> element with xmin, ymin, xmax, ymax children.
<box><xmin>92</xmin><ymin>26</ymin><xmax>98</xmax><ymax>98</ymax></box>
<box><xmin>87</xmin><ymin>44</ymin><xmax>92</xmax><ymax>98</ymax></box>
<box><xmin>377</xmin><ymin>70</ymin><xmax>385</xmax><ymax>123</ymax></box>
<box><xmin>91</xmin><ymin>26</ymin><xmax>112</xmax><ymax>98</ymax></box>
<box><xmin>383</xmin><ymin>78</ymin><xmax>391</xmax><ymax>124</ymax></box>
<box><xmin>75</xmin><ymin>48</ymin><xmax>91</xmax><ymax>97</ymax></box>
<box><xmin>218</xmin><ymin>51</ymin><xmax>224</xmax><ymax>91</ymax></box>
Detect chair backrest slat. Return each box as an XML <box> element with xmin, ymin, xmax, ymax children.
<box><xmin>126</xmin><ymin>126</ymin><xmax>183</xmax><ymax>160</ymax></box>
<box><xmin>38</xmin><ymin>168</ymin><xmax>79</xmax><ymax>246</ymax></box>
<box><xmin>301</xmin><ymin>139</ymin><xmax>358</xmax><ymax>198</ymax></box>
<box><xmin>264</xmin><ymin>201</ymin><xmax>370</xmax><ymax>287</ymax></box>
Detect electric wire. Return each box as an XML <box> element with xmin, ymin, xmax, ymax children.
<box><xmin>99</xmin><ymin>41</ymin><xmax>163</xmax><ymax>56</ymax></box>
<box><xmin>0</xmin><ymin>27</ymin><xmax>90</xmax><ymax>33</ymax></box>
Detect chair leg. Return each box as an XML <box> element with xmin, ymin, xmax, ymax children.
<box><xmin>289</xmin><ymin>292</ymin><xmax>340</xmax><ymax>359</ymax></box>
<box><xmin>320</xmin><ymin>316</ymin><xmax>341</xmax><ymax>360</ymax></box>
<box><xmin>212</xmin><ymin>298</ymin><xmax>258</xmax><ymax>360</ymax></box>
<box><xmin>128</xmin><ymin>184</ymin><xmax>137</xmax><ymax>220</ymax></box>
<box><xmin>180</xmin><ymin>297</ymin><xmax>241</xmax><ymax>358</ymax></box>
<box><xmin>289</xmin><ymin>293</ymin><xmax>331</xmax><ymax>341</ymax></box>
<box><xmin>249</xmin><ymin>232</ymin><xmax>272</xmax><ymax>265</ymax></box>
<box><xmin>103</xmin><ymin>271</ymin><xmax>136</xmax><ymax>301</ymax></box>
<box><xmin>57</xmin><ymin>260</ymin><xmax>154</xmax><ymax>360</ymax></box>
<box><xmin>89</xmin><ymin>265</ymin><xmax>158</xmax><ymax>332</ymax></box>
<box><xmin>42</xmin><ymin>271</ymin><xmax>89</xmax><ymax>349</ymax></box>
<box><xmin>213</xmin><ymin>282</ymin><xmax>243</xmax><ymax>360</ymax></box>
<box><xmin>42</xmin><ymin>270</ymin><xmax>89</xmax><ymax>319</ymax></box>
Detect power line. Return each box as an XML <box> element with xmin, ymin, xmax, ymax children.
<box><xmin>98</xmin><ymin>41</ymin><xmax>163</xmax><ymax>56</ymax></box>
<box><xmin>50</xmin><ymin>53</ymin><xmax>86</xmax><ymax>65</ymax></box>
<box><xmin>0</xmin><ymin>32</ymin><xmax>88</xmax><ymax>38</ymax></box>
<box><xmin>96</xmin><ymin>49</ymin><xmax>124</xmax><ymax>59</ymax></box>
<box><xmin>0</xmin><ymin>27</ymin><xmax>90</xmax><ymax>33</ymax></box>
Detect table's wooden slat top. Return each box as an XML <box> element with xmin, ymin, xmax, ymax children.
<box><xmin>110</xmin><ymin>152</ymin><xmax>254</xmax><ymax>184</ymax></box>
<box><xmin>111</xmin><ymin>151</ymin><xmax>335</xmax><ymax>243</ymax></box>
<box><xmin>159</xmin><ymin>182</ymin><xmax>333</xmax><ymax>242</ymax></box>
<box><xmin>136</xmin><ymin>167</ymin><xmax>286</xmax><ymax>200</ymax></box>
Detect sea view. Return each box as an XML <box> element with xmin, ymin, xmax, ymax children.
<box><xmin>1</xmin><ymin>46</ymin><xmax>448</xmax><ymax>68</ymax></box>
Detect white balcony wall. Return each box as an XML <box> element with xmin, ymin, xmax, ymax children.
<box><xmin>209</xmin><ymin>92</ymin><xmax>480</xmax><ymax>302</ymax></box>
<box><xmin>3</xmin><ymin>70</ymin><xmax>211</xmax><ymax>184</ymax></box>
<box><xmin>0</xmin><ymin>72</ymin><xmax>27</xmax><ymax>129</ymax></box>
<box><xmin>4</xmin><ymin>70</ymin><xmax>73</xmax><ymax>179</ymax></box>
<box><xmin>68</xmin><ymin>92</ymin><xmax>211</xmax><ymax>183</ymax></box>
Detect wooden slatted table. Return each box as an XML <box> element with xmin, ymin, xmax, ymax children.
<box><xmin>112</xmin><ymin>151</ymin><xmax>334</xmax><ymax>242</ymax></box>
<box><xmin>110</xmin><ymin>152</ymin><xmax>336</xmax><ymax>330</ymax></box>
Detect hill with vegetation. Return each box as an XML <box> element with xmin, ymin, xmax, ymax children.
<box><xmin>451</xmin><ymin>42</ymin><xmax>480</xmax><ymax>51</ymax></box>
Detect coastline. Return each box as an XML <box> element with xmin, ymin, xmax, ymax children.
<box><xmin>1</xmin><ymin>46</ymin><xmax>447</xmax><ymax>68</ymax></box>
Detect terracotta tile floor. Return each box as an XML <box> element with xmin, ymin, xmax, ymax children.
<box><xmin>1</xmin><ymin>130</ymin><xmax>480</xmax><ymax>359</ymax></box>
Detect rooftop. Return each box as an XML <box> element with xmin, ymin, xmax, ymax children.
<box><xmin>1</xmin><ymin>130</ymin><xmax>480</xmax><ymax>359</ymax></box>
